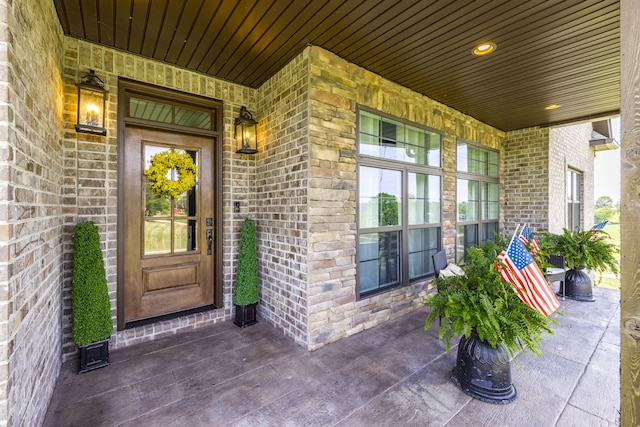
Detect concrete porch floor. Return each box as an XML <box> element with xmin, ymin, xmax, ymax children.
<box><xmin>43</xmin><ymin>286</ymin><xmax>620</xmax><ymax>426</ymax></box>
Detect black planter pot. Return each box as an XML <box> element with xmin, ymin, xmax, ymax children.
<box><xmin>234</xmin><ymin>303</ymin><xmax>258</xmax><ymax>327</ymax></box>
<box><xmin>451</xmin><ymin>330</ymin><xmax>517</xmax><ymax>404</ymax></box>
<box><xmin>78</xmin><ymin>338</ymin><xmax>110</xmax><ymax>374</ymax></box>
<box><xmin>559</xmin><ymin>268</ymin><xmax>595</xmax><ymax>302</ymax></box>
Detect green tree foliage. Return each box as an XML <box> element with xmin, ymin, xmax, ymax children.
<box><xmin>145</xmin><ymin>183</ymin><xmax>171</xmax><ymax>216</ymax></box>
<box><xmin>377</xmin><ymin>192</ymin><xmax>398</xmax><ymax>225</ymax></box>
<box><xmin>595</xmin><ymin>195</ymin><xmax>613</xmax><ymax>209</ymax></box>
<box><xmin>233</xmin><ymin>218</ymin><xmax>259</xmax><ymax>306</ymax></box>
<box><xmin>594</xmin><ymin>206</ymin><xmax>616</xmax><ymax>224</ymax></box>
<box><xmin>72</xmin><ymin>221</ymin><xmax>113</xmax><ymax>346</ymax></box>
<box><xmin>424</xmin><ymin>239</ymin><xmax>556</xmax><ymax>357</ymax></box>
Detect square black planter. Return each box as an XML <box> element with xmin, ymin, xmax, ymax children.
<box><xmin>234</xmin><ymin>303</ymin><xmax>258</xmax><ymax>327</ymax></box>
<box><xmin>78</xmin><ymin>338</ymin><xmax>110</xmax><ymax>374</ymax></box>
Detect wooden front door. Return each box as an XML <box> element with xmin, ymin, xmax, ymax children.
<box><xmin>122</xmin><ymin>126</ymin><xmax>215</xmax><ymax>325</ymax></box>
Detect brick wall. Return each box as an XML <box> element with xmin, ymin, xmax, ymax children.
<box><xmin>61</xmin><ymin>39</ymin><xmax>258</xmax><ymax>360</ymax></box>
<box><xmin>503</xmin><ymin>127</ymin><xmax>551</xmax><ymax>233</ymax></box>
<box><xmin>549</xmin><ymin>123</ymin><xmax>595</xmax><ymax>232</ymax></box>
<box><xmin>255</xmin><ymin>50</ymin><xmax>310</xmax><ymax>346</ymax></box>
<box><xmin>503</xmin><ymin>123</ymin><xmax>596</xmax><ymax>236</ymax></box>
<box><xmin>0</xmin><ymin>0</ymin><xmax>65</xmax><ymax>425</ymax></box>
<box><xmin>304</xmin><ymin>47</ymin><xmax>506</xmax><ymax>349</ymax></box>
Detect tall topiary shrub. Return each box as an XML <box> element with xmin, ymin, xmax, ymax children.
<box><xmin>233</xmin><ymin>218</ymin><xmax>259</xmax><ymax>306</ymax></box>
<box><xmin>72</xmin><ymin>221</ymin><xmax>112</xmax><ymax>347</ymax></box>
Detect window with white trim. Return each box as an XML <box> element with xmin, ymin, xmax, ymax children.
<box><xmin>567</xmin><ymin>169</ymin><xmax>582</xmax><ymax>231</ymax></box>
<box><xmin>357</xmin><ymin>109</ymin><xmax>442</xmax><ymax>298</ymax></box>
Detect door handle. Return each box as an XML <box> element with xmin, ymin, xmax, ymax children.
<box><xmin>206</xmin><ymin>229</ymin><xmax>212</xmax><ymax>255</ymax></box>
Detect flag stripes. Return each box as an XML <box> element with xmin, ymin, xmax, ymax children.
<box><xmin>497</xmin><ymin>236</ymin><xmax>560</xmax><ymax>316</ymax></box>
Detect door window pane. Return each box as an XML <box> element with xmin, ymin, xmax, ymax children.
<box><xmin>145</xmin><ymin>183</ymin><xmax>171</xmax><ymax>217</ymax></box>
<box><xmin>145</xmin><ymin>219</ymin><xmax>172</xmax><ymax>255</ymax></box>
<box><xmin>143</xmin><ymin>144</ymin><xmax>199</xmax><ymax>256</ymax></box>
<box><xmin>174</xmin><ymin>219</ymin><xmax>197</xmax><ymax>253</ymax></box>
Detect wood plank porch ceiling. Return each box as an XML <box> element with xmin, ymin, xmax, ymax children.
<box><xmin>53</xmin><ymin>0</ymin><xmax>620</xmax><ymax>132</ymax></box>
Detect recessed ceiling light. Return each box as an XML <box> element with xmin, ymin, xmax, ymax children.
<box><xmin>545</xmin><ymin>104</ymin><xmax>561</xmax><ymax>110</ymax></box>
<box><xmin>472</xmin><ymin>42</ymin><xmax>496</xmax><ymax>56</ymax></box>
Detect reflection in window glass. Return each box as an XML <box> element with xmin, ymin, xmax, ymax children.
<box><xmin>457</xmin><ymin>179</ymin><xmax>478</xmax><ymax>221</ymax></box>
<box><xmin>408</xmin><ymin>228</ymin><xmax>439</xmax><ymax>280</ymax></box>
<box><xmin>482</xmin><ymin>182</ymin><xmax>499</xmax><ymax>220</ymax></box>
<box><xmin>130</xmin><ymin>98</ymin><xmax>172</xmax><ymax>123</ymax></box>
<box><xmin>482</xmin><ymin>222</ymin><xmax>499</xmax><ymax>244</ymax></box>
<box><xmin>359</xmin><ymin>167</ymin><xmax>402</xmax><ymax>228</ymax></box>
<box><xmin>457</xmin><ymin>142</ymin><xmax>498</xmax><ymax>177</ymax></box>
<box><xmin>175</xmin><ymin>106</ymin><xmax>211</xmax><ymax>129</ymax></box>
<box><xmin>358</xmin><ymin>111</ymin><xmax>441</xmax><ymax>166</ymax></box>
<box><xmin>145</xmin><ymin>219</ymin><xmax>172</xmax><ymax>255</ymax></box>
<box><xmin>145</xmin><ymin>183</ymin><xmax>171</xmax><ymax>217</ymax></box>
<box><xmin>129</xmin><ymin>97</ymin><xmax>212</xmax><ymax>130</ymax></box>
<box><xmin>143</xmin><ymin>144</ymin><xmax>199</xmax><ymax>256</ymax></box>
<box><xmin>456</xmin><ymin>224</ymin><xmax>478</xmax><ymax>264</ymax></box>
<box><xmin>408</xmin><ymin>173</ymin><xmax>441</xmax><ymax>224</ymax></box>
<box><xmin>456</xmin><ymin>140</ymin><xmax>499</xmax><ymax>263</ymax></box>
<box><xmin>357</xmin><ymin>109</ymin><xmax>443</xmax><ymax>298</ymax></box>
<box><xmin>174</xmin><ymin>219</ymin><xmax>197</xmax><ymax>253</ymax></box>
<box><xmin>359</xmin><ymin>232</ymin><xmax>401</xmax><ymax>293</ymax></box>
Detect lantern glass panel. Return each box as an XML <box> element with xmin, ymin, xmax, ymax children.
<box><xmin>78</xmin><ymin>87</ymin><xmax>104</xmax><ymax>128</ymax></box>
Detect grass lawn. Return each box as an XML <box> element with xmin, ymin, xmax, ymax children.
<box><xmin>594</xmin><ymin>221</ymin><xmax>620</xmax><ymax>290</ymax></box>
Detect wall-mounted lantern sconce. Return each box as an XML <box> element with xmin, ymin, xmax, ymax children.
<box><xmin>235</xmin><ymin>106</ymin><xmax>258</xmax><ymax>154</ymax></box>
<box><xmin>75</xmin><ymin>70</ymin><xmax>107</xmax><ymax>136</ymax></box>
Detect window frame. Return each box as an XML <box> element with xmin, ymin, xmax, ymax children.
<box><xmin>455</xmin><ymin>140</ymin><xmax>500</xmax><ymax>264</ymax></box>
<box><xmin>356</xmin><ymin>107</ymin><xmax>443</xmax><ymax>299</ymax></box>
<box><xmin>567</xmin><ymin>168</ymin><xmax>582</xmax><ymax>231</ymax></box>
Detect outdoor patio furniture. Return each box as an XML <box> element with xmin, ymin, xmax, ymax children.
<box><xmin>545</xmin><ymin>254</ymin><xmax>566</xmax><ymax>300</ymax></box>
<box><xmin>432</xmin><ymin>250</ymin><xmax>448</xmax><ymax>278</ymax></box>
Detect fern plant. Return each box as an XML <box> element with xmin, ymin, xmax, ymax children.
<box><xmin>233</xmin><ymin>218</ymin><xmax>259</xmax><ymax>306</ymax></box>
<box><xmin>540</xmin><ymin>228</ymin><xmax>618</xmax><ymax>273</ymax></box>
<box><xmin>424</xmin><ymin>239</ymin><xmax>557</xmax><ymax>357</ymax></box>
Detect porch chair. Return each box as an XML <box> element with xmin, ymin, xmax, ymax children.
<box><xmin>545</xmin><ymin>254</ymin><xmax>566</xmax><ymax>300</ymax></box>
<box><xmin>432</xmin><ymin>250</ymin><xmax>449</xmax><ymax>326</ymax></box>
<box><xmin>432</xmin><ymin>250</ymin><xmax>448</xmax><ymax>278</ymax></box>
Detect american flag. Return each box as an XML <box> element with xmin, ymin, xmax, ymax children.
<box><xmin>592</xmin><ymin>220</ymin><xmax>609</xmax><ymax>230</ymax></box>
<box><xmin>497</xmin><ymin>236</ymin><xmax>560</xmax><ymax>316</ymax></box>
<box><xmin>518</xmin><ymin>224</ymin><xmax>541</xmax><ymax>253</ymax></box>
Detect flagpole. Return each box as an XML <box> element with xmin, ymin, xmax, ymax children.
<box><xmin>507</xmin><ymin>224</ymin><xmax>520</xmax><ymax>252</ymax></box>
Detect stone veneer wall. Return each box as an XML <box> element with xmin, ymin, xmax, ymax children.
<box><xmin>503</xmin><ymin>127</ymin><xmax>551</xmax><ymax>234</ymax></box>
<box><xmin>0</xmin><ymin>0</ymin><xmax>65</xmax><ymax>425</ymax></box>
<box><xmin>304</xmin><ymin>47</ymin><xmax>506</xmax><ymax>349</ymax></box>
<box><xmin>255</xmin><ymin>50</ymin><xmax>310</xmax><ymax>346</ymax></box>
<box><xmin>61</xmin><ymin>38</ymin><xmax>258</xmax><ymax>360</ymax></box>
<box><xmin>549</xmin><ymin>123</ymin><xmax>595</xmax><ymax>232</ymax></box>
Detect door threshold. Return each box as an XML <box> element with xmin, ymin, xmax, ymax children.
<box><xmin>124</xmin><ymin>304</ymin><xmax>218</xmax><ymax>329</ymax></box>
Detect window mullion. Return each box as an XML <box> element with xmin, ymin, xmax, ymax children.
<box><xmin>401</xmin><ymin>168</ymin><xmax>409</xmax><ymax>286</ymax></box>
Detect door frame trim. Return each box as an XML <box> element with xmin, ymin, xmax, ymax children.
<box><xmin>116</xmin><ymin>78</ymin><xmax>224</xmax><ymax>331</ymax></box>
